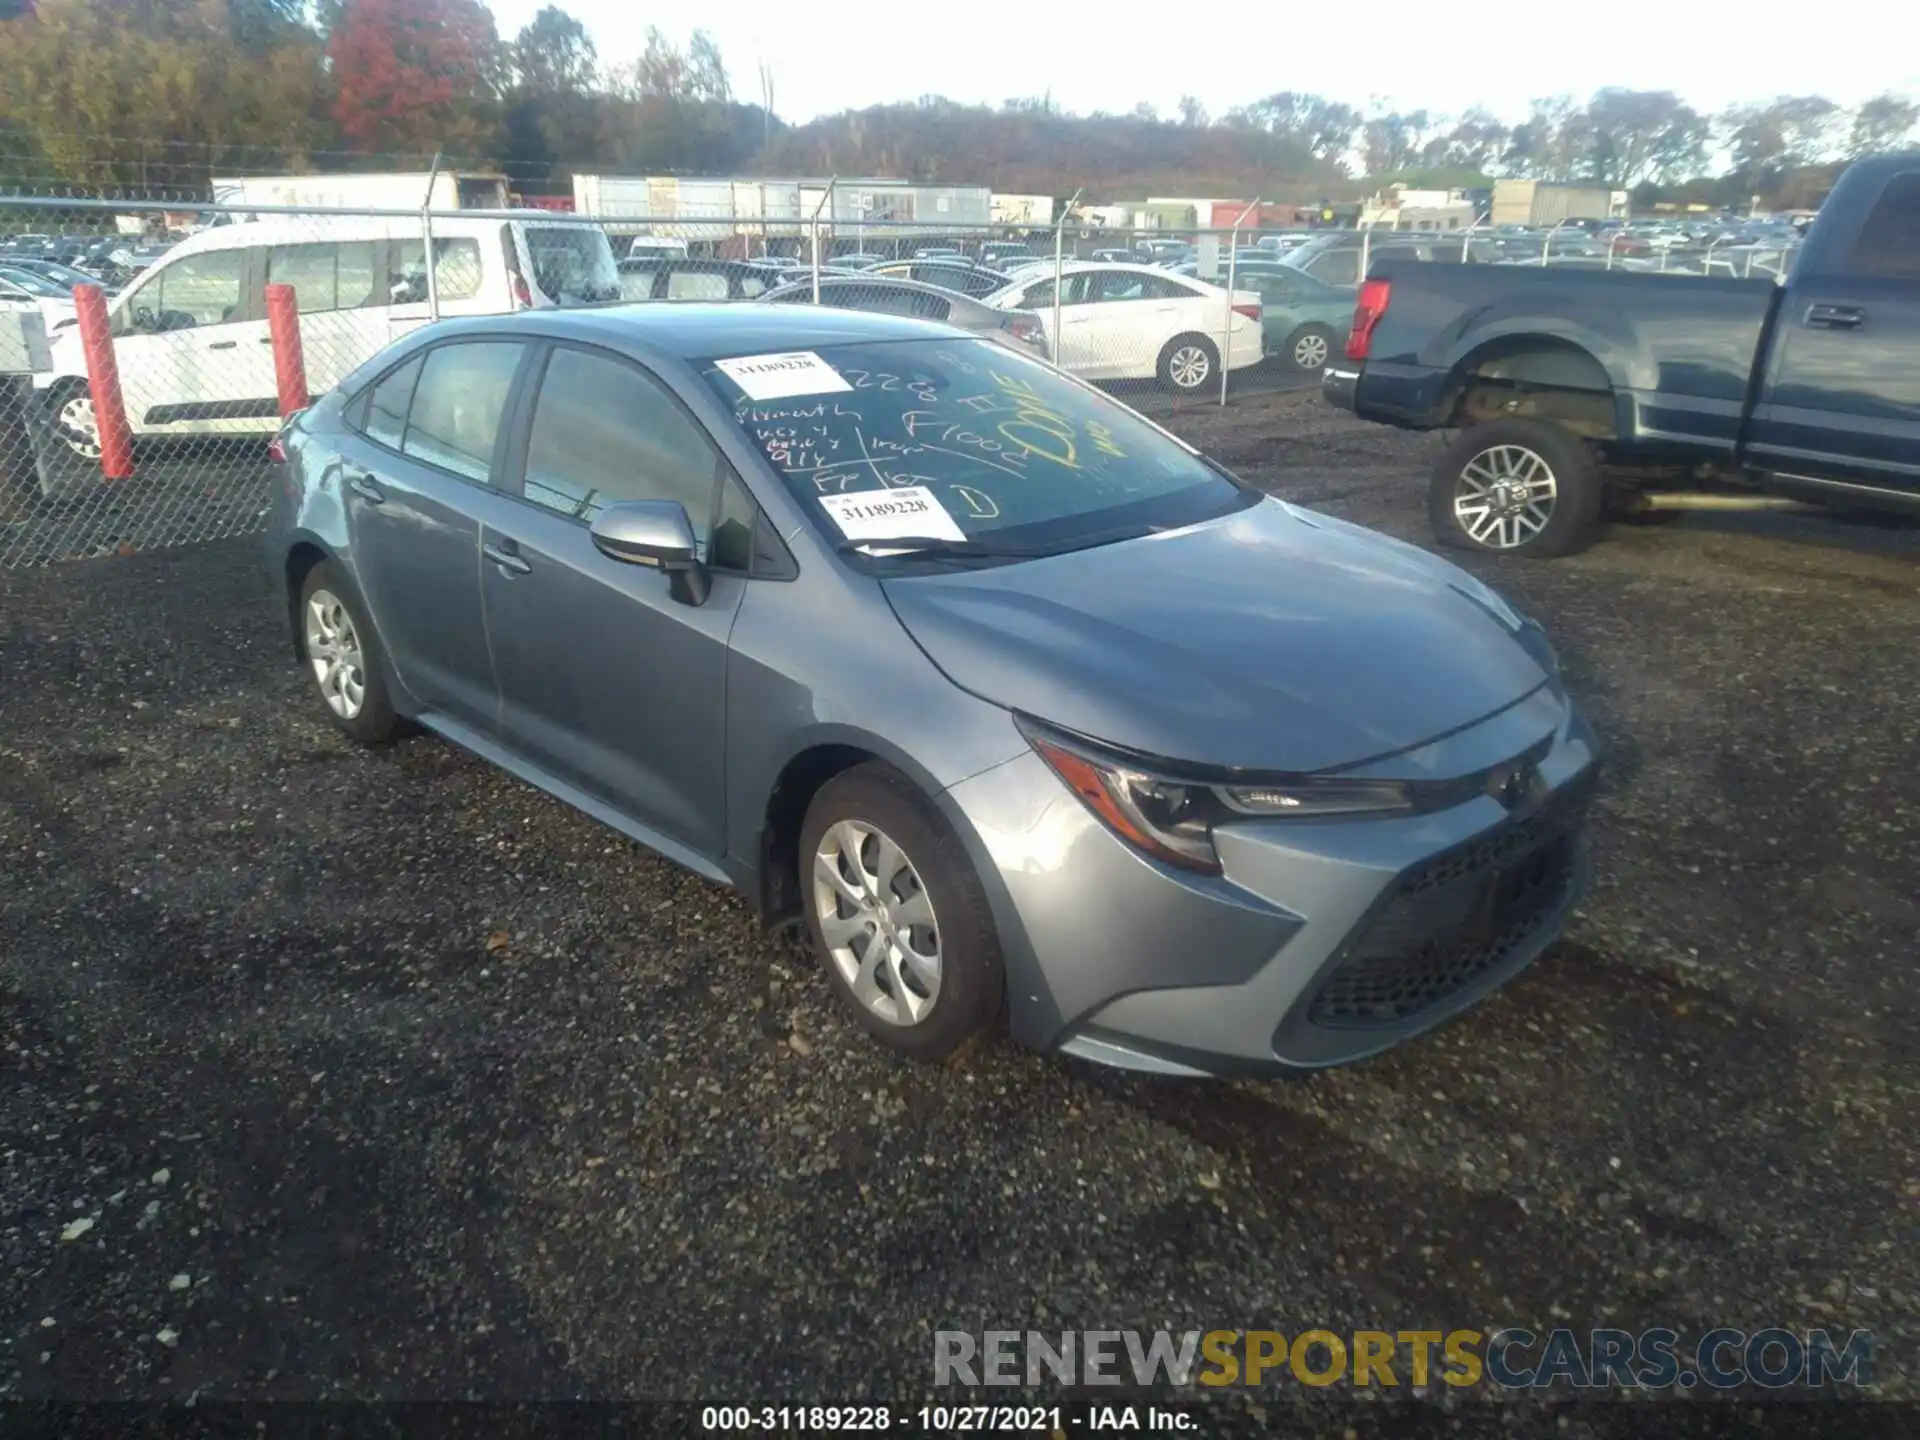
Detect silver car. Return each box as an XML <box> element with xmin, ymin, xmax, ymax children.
<box><xmin>760</xmin><ymin>274</ymin><xmax>1046</xmax><ymax>357</ymax></box>
<box><xmin>267</xmin><ymin>305</ymin><xmax>1600</xmax><ymax>1076</ymax></box>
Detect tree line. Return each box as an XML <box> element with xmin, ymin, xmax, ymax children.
<box><xmin>0</xmin><ymin>0</ymin><xmax>1914</xmax><ymax>207</ymax></box>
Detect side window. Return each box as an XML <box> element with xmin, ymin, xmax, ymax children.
<box><xmin>268</xmin><ymin>242</ymin><xmax>378</xmax><ymax>314</ymax></box>
<box><xmin>401</xmin><ymin>342</ymin><xmax>523</xmax><ymax>483</ymax></box>
<box><xmin>711</xmin><ymin>476</ymin><xmax>758</xmax><ymax>572</ymax></box>
<box><xmin>618</xmin><ymin>267</ymin><xmax>659</xmax><ymax>302</ymax></box>
<box><xmin>388</xmin><ymin>238</ymin><xmax>484</xmax><ymax>304</ymax></box>
<box><xmin>1015</xmin><ymin>279</ymin><xmax>1053</xmax><ymax>310</ymax></box>
<box><xmin>737</xmin><ymin>272</ymin><xmax>769</xmax><ymax>298</ymax></box>
<box><xmin>1849</xmin><ymin>174</ymin><xmax>1920</xmax><ymax>280</ymax></box>
<box><xmin>666</xmin><ymin>270</ymin><xmax>730</xmax><ymax>300</ymax></box>
<box><xmin>150</xmin><ymin>248</ymin><xmax>246</xmax><ymax>329</ymax></box>
<box><xmin>362</xmin><ymin>355</ymin><xmax>422</xmax><ymax>451</ymax></box>
<box><xmin>1093</xmin><ymin>272</ymin><xmax>1152</xmax><ymax>302</ymax></box>
<box><xmin>521</xmin><ymin>348</ymin><xmax>721</xmax><ymax>539</ymax></box>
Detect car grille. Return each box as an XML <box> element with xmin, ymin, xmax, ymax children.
<box><xmin>1307</xmin><ymin>768</ymin><xmax>1597</xmax><ymax>1028</ymax></box>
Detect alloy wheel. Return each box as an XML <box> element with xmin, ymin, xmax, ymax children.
<box><xmin>812</xmin><ymin>819</ymin><xmax>942</xmax><ymax>1026</ymax></box>
<box><xmin>1455</xmin><ymin>444</ymin><xmax>1559</xmax><ymax>550</ymax></box>
<box><xmin>1292</xmin><ymin>332</ymin><xmax>1330</xmax><ymax>370</ymax></box>
<box><xmin>304</xmin><ymin>589</ymin><xmax>368</xmax><ymax>720</ymax></box>
<box><xmin>1167</xmin><ymin>345</ymin><xmax>1211</xmax><ymax>390</ymax></box>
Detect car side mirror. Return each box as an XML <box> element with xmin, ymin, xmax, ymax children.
<box><xmin>589</xmin><ymin>500</ymin><xmax>710</xmax><ymax>606</ymax></box>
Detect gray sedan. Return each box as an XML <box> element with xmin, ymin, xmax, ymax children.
<box><xmin>266</xmin><ymin>306</ymin><xmax>1600</xmax><ymax>1076</ymax></box>
<box><xmin>760</xmin><ymin>274</ymin><xmax>1046</xmax><ymax>357</ymax></box>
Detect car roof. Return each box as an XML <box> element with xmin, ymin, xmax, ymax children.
<box><xmin>416</xmin><ymin>302</ymin><xmax>964</xmax><ymax>360</ymax></box>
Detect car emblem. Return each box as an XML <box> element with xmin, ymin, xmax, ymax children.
<box><xmin>1490</xmin><ymin>764</ymin><xmax>1534</xmax><ymax>811</ymax></box>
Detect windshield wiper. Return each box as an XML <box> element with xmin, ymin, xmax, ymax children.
<box><xmin>834</xmin><ymin>535</ymin><xmax>1057</xmax><ymax>560</ymax></box>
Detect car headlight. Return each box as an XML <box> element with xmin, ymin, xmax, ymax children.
<box><xmin>1020</xmin><ymin>719</ymin><xmax>1418</xmax><ymax>875</ymax></box>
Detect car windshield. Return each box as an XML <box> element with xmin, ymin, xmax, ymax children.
<box><xmin>524</xmin><ymin>225</ymin><xmax>621</xmax><ymax>304</ymax></box>
<box><xmin>702</xmin><ymin>337</ymin><xmax>1253</xmax><ymax>562</ymax></box>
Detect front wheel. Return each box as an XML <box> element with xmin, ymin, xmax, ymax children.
<box><xmin>1428</xmin><ymin>418</ymin><xmax>1603</xmax><ymax>559</ymax></box>
<box><xmin>799</xmin><ymin>763</ymin><xmax>1005</xmax><ymax>1060</ymax></box>
<box><xmin>1157</xmin><ymin>333</ymin><xmax>1218</xmax><ymax>394</ymax></box>
<box><xmin>48</xmin><ymin>380</ymin><xmax>102</xmax><ymax>462</ymax></box>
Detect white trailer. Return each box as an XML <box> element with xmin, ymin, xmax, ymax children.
<box><xmin>211</xmin><ymin>171</ymin><xmax>510</xmax><ymax>214</ymax></box>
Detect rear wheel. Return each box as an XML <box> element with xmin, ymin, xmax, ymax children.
<box><xmin>799</xmin><ymin>763</ymin><xmax>1004</xmax><ymax>1060</ymax></box>
<box><xmin>1281</xmin><ymin>324</ymin><xmax>1336</xmax><ymax>374</ymax></box>
<box><xmin>1429</xmin><ymin>418</ymin><xmax>1603</xmax><ymax>559</ymax></box>
<box><xmin>1157</xmin><ymin>333</ymin><xmax>1217</xmax><ymax>394</ymax></box>
<box><xmin>48</xmin><ymin>379</ymin><xmax>101</xmax><ymax>462</ymax></box>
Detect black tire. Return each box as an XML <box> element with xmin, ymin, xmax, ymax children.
<box><xmin>1280</xmin><ymin>323</ymin><xmax>1337</xmax><ymax>374</ymax></box>
<box><xmin>799</xmin><ymin>762</ymin><xmax>1005</xmax><ymax>1061</ymax></box>
<box><xmin>45</xmin><ymin>378</ymin><xmax>102</xmax><ymax>463</ymax></box>
<box><xmin>296</xmin><ymin>561</ymin><xmax>402</xmax><ymax>745</ymax></box>
<box><xmin>1156</xmin><ymin>333</ymin><xmax>1218</xmax><ymax>394</ymax></box>
<box><xmin>0</xmin><ymin>378</ymin><xmax>33</xmax><ymax>498</ymax></box>
<box><xmin>1429</xmin><ymin>418</ymin><xmax>1603</xmax><ymax>559</ymax></box>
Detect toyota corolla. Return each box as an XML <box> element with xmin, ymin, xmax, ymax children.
<box><xmin>266</xmin><ymin>304</ymin><xmax>1600</xmax><ymax>1076</ymax></box>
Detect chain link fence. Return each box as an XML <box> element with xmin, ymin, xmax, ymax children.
<box><xmin>0</xmin><ymin>194</ymin><xmax>1358</xmax><ymax>569</ymax></box>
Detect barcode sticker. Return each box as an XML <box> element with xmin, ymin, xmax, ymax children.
<box><xmin>819</xmin><ymin>486</ymin><xmax>966</xmax><ymax>543</ymax></box>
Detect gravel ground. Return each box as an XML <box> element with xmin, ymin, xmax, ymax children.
<box><xmin>2</xmin><ymin>389</ymin><xmax>1916</xmax><ymax>1431</ymax></box>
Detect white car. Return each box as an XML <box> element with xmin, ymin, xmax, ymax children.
<box><xmin>34</xmin><ymin>213</ymin><xmax>618</xmax><ymax>460</ymax></box>
<box><xmin>0</xmin><ymin>273</ymin><xmax>76</xmax><ymax>336</ymax></box>
<box><xmin>986</xmin><ymin>262</ymin><xmax>1262</xmax><ymax>393</ymax></box>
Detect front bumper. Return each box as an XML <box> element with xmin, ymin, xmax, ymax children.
<box><xmin>940</xmin><ymin>686</ymin><xmax>1600</xmax><ymax>1077</ymax></box>
<box><xmin>1321</xmin><ymin>364</ymin><xmax>1359</xmax><ymax>412</ymax></box>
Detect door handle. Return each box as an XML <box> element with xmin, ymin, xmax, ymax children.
<box><xmin>206</xmin><ymin>340</ymin><xmax>238</xmax><ymax>350</ymax></box>
<box><xmin>1805</xmin><ymin>303</ymin><xmax>1865</xmax><ymax>330</ymax></box>
<box><xmin>344</xmin><ymin>471</ymin><xmax>385</xmax><ymax>504</ymax></box>
<box><xmin>483</xmin><ymin>541</ymin><xmax>532</xmax><ymax>576</ymax></box>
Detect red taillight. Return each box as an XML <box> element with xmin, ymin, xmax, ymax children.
<box><xmin>1003</xmin><ymin>314</ymin><xmax>1042</xmax><ymax>341</ymax></box>
<box><xmin>1347</xmin><ymin>278</ymin><xmax>1392</xmax><ymax>361</ymax></box>
<box><xmin>267</xmin><ymin>437</ymin><xmax>288</xmax><ymax>464</ymax></box>
<box><xmin>511</xmin><ymin>274</ymin><xmax>532</xmax><ymax>309</ymax></box>
<box><xmin>1232</xmin><ymin>301</ymin><xmax>1261</xmax><ymax>322</ymax></box>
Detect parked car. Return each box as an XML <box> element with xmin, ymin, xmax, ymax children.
<box><xmin>827</xmin><ymin>252</ymin><xmax>888</xmax><ymax>269</ymax></box>
<box><xmin>1088</xmin><ymin>248</ymin><xmax>1134</xmax><ymax>263</ymax></box>
<box><xmin>618</xmin><ymin>258</ymin><xmax>780</xmax><ymax>303</ymax></box>
<box><xmin>1228</xmin><ymin>267</ymin><xmax>1356</xmax><ymax>372</ymax></box>
<box><xmin>978</xmin><ymin>244</ymin><xmax>1038</xmax><ymax>269</ymax></box>
<box><xmin>759</xmin><ymin>274</ymin><xmax>1048</xmax><ymax>356</ymax></box>
<box><xmin>1281</xmin><ymin>233</ymin><xmax>1482</xmax><ymax>285</ymax></box>
<box><xmin>0</xmin><ymin>271</ymin><xmax>76</xmax><ymax>334</ymax></box>
<box><xmin>987</xmin><ymin>262</ymin><xmax>1263</xmax><ymax>392</ymax></box>
<box><xmin>867</xmin><ymin>260</ymin><xmax>1016</xmax><ymax>298</ymax></box>
<box><xmin>627</xmin><ymin>236</ymin><xmax>690</xmax><ymax>261</ymax></box>
<box><xmin>4</xmin><ymin>256</ymin><xmax>118</xmax><ymax>294</ymax></box>
<box><xmin>1323</xmin><ymin>152</ymin><xmax>1920</xmax><ymax>557</ymax></box>
<box><xmin>33</xmin><ymin>214</ymin><xmax>619</xmax><ymax>461</ymax></box>
<box><xmin>266</xmin><ymin>304</ymin><xmax>1600</xmax><ymax>1076</ymax></box>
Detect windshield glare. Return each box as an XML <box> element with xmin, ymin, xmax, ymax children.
<box><xmin>703</xmin><ymin>338</ymin><xmax>1249</xmax><ymax>558</ymax></box>
<box><xmin>525</xmin><ymin>226</ymin><xmax>621</xmax><ymax>304</ymax></box>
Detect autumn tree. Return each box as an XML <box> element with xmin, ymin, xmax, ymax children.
<box><xmin>1848</xmin><ymin>94</ymin><xmax>1919</xmax><ymax>156</ymax></box>
<box><xmin>326</xmin><ymin>0</ymin><xmax>500</xmax><ymax>159</ymax></box>
<box><xmin>1233</xmin><ymin>92</ymin><xmax>1363</xmax><ymax>164</ymax></box>
<box><xmin>1721</xmin><ymin>95</ymin><xmax>1842</xmax><ymax>180</ymax></box>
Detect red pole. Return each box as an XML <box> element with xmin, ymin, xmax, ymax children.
<box><xmin>72</xmin><ymin>283</ymin><xmax>134</xmax><ymax>481</ymax></box>
<box><xmin>264</xmin><ymin>283</ymin><xmax>309</xmax><ymax>419</ymax></box>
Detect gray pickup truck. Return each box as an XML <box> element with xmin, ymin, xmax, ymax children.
<box><xmin>1322</xmin><ymin>153</ymin><xmax>1920</xmax><ymax>557</ymax></box>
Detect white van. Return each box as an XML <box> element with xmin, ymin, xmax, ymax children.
<box><xmin>35</xmin><ymin>214</ymin><xmax>619</xmax><ymax>456</ymax></box>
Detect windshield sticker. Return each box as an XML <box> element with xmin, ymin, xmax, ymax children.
<box><xmin>714</xmin><ymin>351</ymin><xmax>854</xmax><ymax>401</ymax></box>
<box><xmin>818</xmin><ymin>486</ymin><xmax>966</xmax><ymax>544</ymax></box>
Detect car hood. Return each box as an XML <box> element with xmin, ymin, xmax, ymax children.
<box><xmin>881</xmin><ymin>498</ymin><xmax>1551</xmax><ymax>774</ymax></box>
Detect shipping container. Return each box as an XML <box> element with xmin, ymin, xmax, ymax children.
<box><xmin>1491</xmin><ymin>179</ymin><xmax>1614</xmax><ymax>227</ymax></box>
<box><xmin>991</xmin><ymin>193</ymin><xmax>1055</xmax><ymax>226</ymax></box>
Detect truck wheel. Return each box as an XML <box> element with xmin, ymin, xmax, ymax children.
<box><xmin>1429</xmin><ymin>419</ymin><xmax>1603</xmax><ymax>559</ymax></box>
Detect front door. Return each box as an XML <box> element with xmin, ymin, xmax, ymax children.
<box><xmin>478</xmin><ymin>342</ymin><xmax>749</xmax><ymax>858</ymax></box>
<box><xmin>338</xmin><ymin>339</ymin><xmax>530</xmax><ymax>730</ymax></box>
<box><xmin>114</xmin><ymin>245</ymin><xmax>276</xmax><ymax>435</ymax></box>
<box><xmin>1745</xmin><ymin>168</ymin><xmax>1920</xmax><ymax>494</ymax></box>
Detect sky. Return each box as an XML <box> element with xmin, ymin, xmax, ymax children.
<box><xmin>487</xmin><ymin>0</ymin><xmax>1920</xmax><ymax>126</ymax></box>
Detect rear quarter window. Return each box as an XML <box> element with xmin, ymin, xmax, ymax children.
<box><xmin>1848</xmin><ymin>173</ymin><xmax>1920</xmax><ymax>280</ymax></box>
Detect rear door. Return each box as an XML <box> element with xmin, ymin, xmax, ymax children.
<box><xmin>1746</xmin><ymin>169</ymin><xmax>1920</xmax><ymax>493</ymax></box>
<box><xmin>476</xmin><ymin>343</ymin><xmax>750</xmax><ymax>857</ymax></box>
<box><xmin>264</xmin><ymin>239</ymin><xmax>390</xmax><ymax>396</ymax></box>
<box><xmin>336</xmin><ymin>339</ymin><xmax>530</xmax><ymax>729</ymax></box>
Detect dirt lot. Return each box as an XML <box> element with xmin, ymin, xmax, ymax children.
<box><xmin>2</xmin><ymin>389</ymin><xmax>1916</xmax><ymax>1428</ymax></box>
